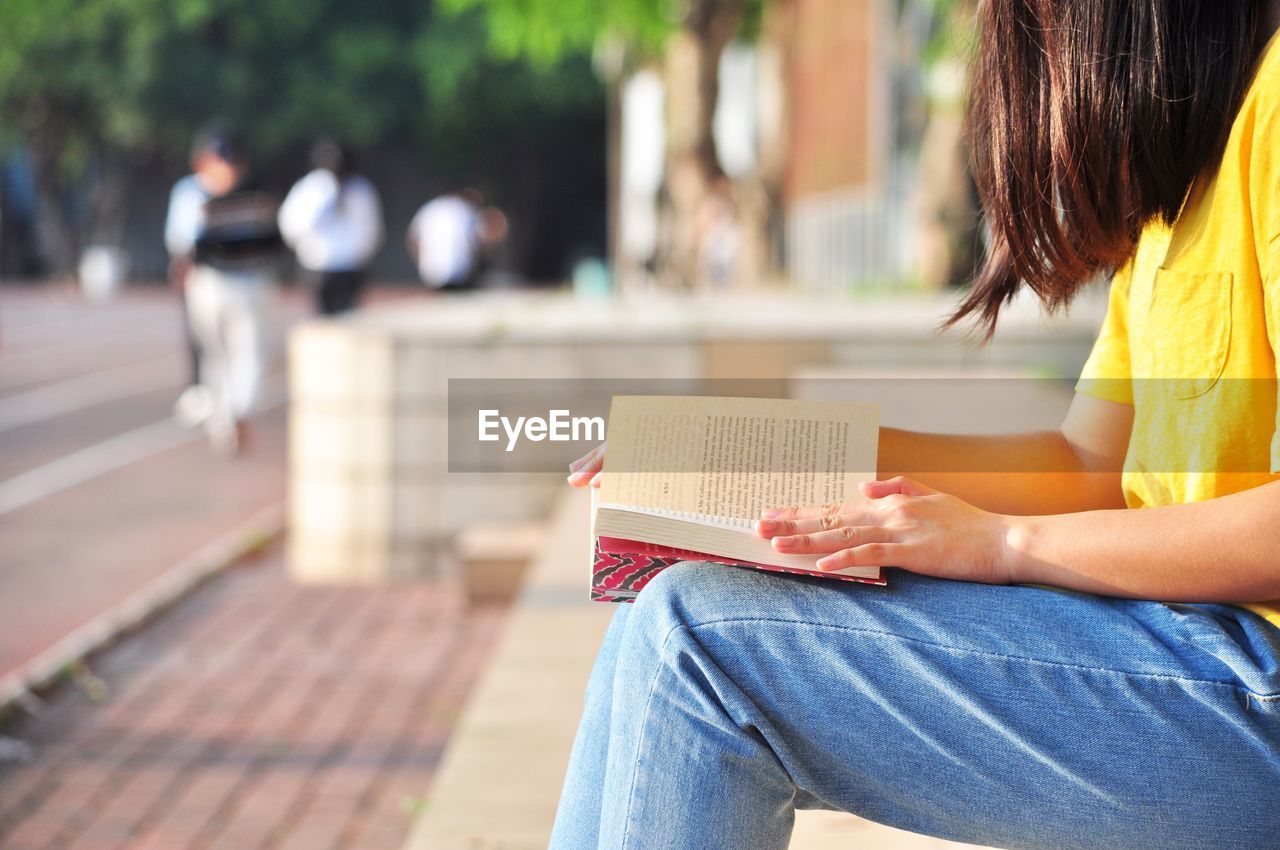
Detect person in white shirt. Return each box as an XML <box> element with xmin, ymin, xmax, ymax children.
<box><xmin>406</xmin><ymin>189</ymin><xmax>504</xmax><ymax>291</ymax></box>
<box><xmin>165</xmin><ymin>129</ymin><xmax>283</xmax><ymax>456</ymax></box>
<box><xmin>165</xmin><ymin>136</ymin><xmax>222</xmax><ymax>421</ymax></box>
<box><xmin>279</xmin><ymin>140</ymin><xmax>383</xmax><ymax>314</ymax></box>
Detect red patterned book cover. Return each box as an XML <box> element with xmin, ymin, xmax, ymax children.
<box><xmin>590</xmin><ymin>535</ymin><xmax>888</xmax><ymax>603</ymax></box>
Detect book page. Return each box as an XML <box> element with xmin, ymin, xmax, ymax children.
<box><xmin>598</xmin><ymin>396</ymin><xmax>878</xmax><ymax>524</ymax></box>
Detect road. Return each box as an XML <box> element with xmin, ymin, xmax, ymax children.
<box><xmin>0</xmin><ymin>283</ymin><xmax>301</xmax><ymax>683</ymax></box>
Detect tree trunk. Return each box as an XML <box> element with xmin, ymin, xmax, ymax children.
<box><xmin>605</xmin><ymin>69</ymin><xmax>624</xmax><ymax>290</ymax></box>
<box><xmin>85</xmin><ymin>156</ymin><xmax>130</xmax><ymax>249</ymax></box>
<box><xmin>913</xmin><ymin>101</ymin><xmax>979</xmax><ymax>289</ymax></box>
<box><xmin>29</xmin><ymin>138</ymin><xmax>80</xmax><ymax>279</ymax></box>
<box><xmin>734</xmin><ymin>16</ymin><xmax>791</xmax><ymax>289</ymax></box>
<box><xmin>659</xmin><ymin>0</ymin><xmax>745</xmax><ymax>290</ymax></box>
<box><xmin>0</xmin><ymin>169</ymin><xmax>7</xmax><ymax>278</ymax></box>
<box><xmin>912</xmin><ymin>1</ymin><xmax>981</xmax><ymax>289</ymax></box>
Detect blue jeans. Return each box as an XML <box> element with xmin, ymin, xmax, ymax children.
<box><xmin>550</xmin><ymin>564</ymin><xmax>1280</xmax><ymax>849</ymax></box>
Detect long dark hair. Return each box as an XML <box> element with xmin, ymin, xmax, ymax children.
<box><xmin>952</xmin><ymin>1</ymin><xmax>1265</xmax><ymax>334</ymax></box>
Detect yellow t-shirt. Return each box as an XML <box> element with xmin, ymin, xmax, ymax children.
<box><xmin>1076</xmin><ymin>31</ymin><xmax>1280</xmax><ymax>629</ymax></box>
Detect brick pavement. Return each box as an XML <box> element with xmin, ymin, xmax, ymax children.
<box><xmin>0</xmin><ymin>545</ymin><xmax>505</xmax><ymax>850</ymax></box>
<box><xmin>0</xmin><ymin>284</ymin><xmax>421</xmax><ymax>683</ymax></box>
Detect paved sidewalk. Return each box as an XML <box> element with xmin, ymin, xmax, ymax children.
<box><xmin>0</xmin><ymin>546</ymin><xmax>505</xmax><ymax>850</ymax></box>
<box><xmin>1</xmin><ymin>283</ymin><xmax>417</xmax><ymax>691</ymax></box>
<box><xmin>0</xmin><ymin>285</ymin><xmax>300</xmax><ymax>684</ymax></box>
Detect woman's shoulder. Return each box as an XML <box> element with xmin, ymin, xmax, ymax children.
<box><xmin>1247</xmin><ymin>29</ymin><xmax>1280</xmax><ymax>111</ymax></box>
<box><xmin>1242</xmin><ymin>32</ymin><xmax>1280</xmax><ymax>249</ymax></box>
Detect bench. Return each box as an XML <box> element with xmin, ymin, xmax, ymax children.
<box><xmin>402</xmin><ymin>488</ymin><xmax>988</xmax><ymax>849</ymax></box>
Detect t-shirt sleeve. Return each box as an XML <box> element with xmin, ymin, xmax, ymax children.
<box><xmin>164</xmin><ymin>178</ymin><xmax>203</xmax><ymax>257</ymax></box>
<box><xmin>1251</xmin><ymin>70</ymin><xmax>1280</xmax><ymax>472</ymax></box>
<box><xmin>1269</xmin><ymin>239</ymin><xmax>1280</xmax><ymax>473</ymax></box>
<box><xmin>1251</xmin><ymin>57</ymin><xmax>1280</xmax><ymax>280</ymax></box>
<box><xmin>1075</xmin><ymin>261</ymin><xmax>1135</xmax><ymax>405</ymax></box>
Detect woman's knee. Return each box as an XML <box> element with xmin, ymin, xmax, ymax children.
<box><xmin>609</xmin><ymin>565</ymin><xmax>759</xmax><ymax>716</ymax></box>
<box><xmin>634</xmin><ymin>561</ymin><xmax>733</xmax><ymax>615</ymax></box>
<box><xmin>625</xmin><ymin>561</ymin><xmax>796</xmax><ymax>646</ymax></box>
<box><xmin>617</xmin><ymin>563</ymin><xmax>719</xmax><ymax>658</ymax></box>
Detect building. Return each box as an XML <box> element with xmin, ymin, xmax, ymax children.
<box><xmin>615</xmin><ymin>0</ymin><xmax>915</xmax><ymax>294</ymax></box>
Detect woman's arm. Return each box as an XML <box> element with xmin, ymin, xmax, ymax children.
<box><xmin>1006</xmin><ymin>483</ymin><xmax>1280</xmax><ymax>601</ymax></box>
<box><xmin>570</xmin><ymin>393</ymin><xmax>1133</xmax><ymax>517</ymax></box>
<box><xmin>878</xmin><ymin>392</ymin><xmax>1132</xmax><ymax>515</ymax></box>
<box><xmin>759</xmin><ymin>474</ymin><xmax>1280</xmax><ymax>603</ymax></box>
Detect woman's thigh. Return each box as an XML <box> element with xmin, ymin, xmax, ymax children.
<box><xmin>610</xmin><ymin>563</ymin><xmax>1280</xmax><ymax>849</ymax></box>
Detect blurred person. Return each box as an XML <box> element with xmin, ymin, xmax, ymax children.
<box><xmin>168</xmin><ymin>128</ymin><xmax>282</xmax><ymax>456</ymax></box>
<box><xmin>406</xmin><ymin>189</ymin><xmax>506</xmax><ymax>291</ymax></box>
<box><xmin>278</xmin><ymin>140</ymin><xmax>383</xmax><ymax>315</ymax></box>
<box><xmin>694</xmin><ymin>177</ymin><xmax>738</xmax><ymax>289</ymax></box>
<box><xmin>164</xmin><ymin>134</ymin><xmax>224</xmax><ymax>426</ymax></box>
<box><xmin>553</xmin><ymin>3</ymin><xmax>1280</xmax><ymax>848</ymax></box>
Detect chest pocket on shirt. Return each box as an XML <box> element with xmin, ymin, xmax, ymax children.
<box><xmin>1148</xmin><ymin>269</ymin><xmax>1233</xmax><ymax>399</ymax></box>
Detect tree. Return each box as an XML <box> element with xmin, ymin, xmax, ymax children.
<box><xmin>661</xmin><ymin>0</ymin><xmax>748</xmax><ymax>289</ymax></box>
<box><xmin>447</xmin><ymin>0</ymin><xmax>770</xmax><ymax>290</ymax></box>
<box><xmin>0</xmin><ymin>0</ymin><xmax>167</xmax><ymax>273</ymax></box>
<box><xmin>901</xmin><ymin>0</ymin><xmax>981</xmax><ymax>289</ymax></box>
<box><xmin>0</xmin><ymin>0</ymin><xmax>421</xmax><ymax>273</ymax></box>
<box><xmin>0</xmin><ymin>0</ymin><xmax>605</xmax><ymax>279</ymax></box>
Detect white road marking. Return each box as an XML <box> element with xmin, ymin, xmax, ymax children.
<box><xmin>0</xmin><ymin>361</ymin><xmax>178</xmax><ymax>433</ymax></box>
<box><xmin>0</xmin><ymin>322</ymin><xmax>173</xmax><ymax>379</ymax></box>
<box><xmin>0</xmin><ymin>380</ymin><xmax>287</xmax><ymax>518</ymax></box>
<box><xmin>1</xmin><ymin>306</ymin><xmax>169</xmax><ymax>347</ymax></box>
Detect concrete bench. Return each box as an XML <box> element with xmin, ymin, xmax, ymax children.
<box><xmin>402</xmin><ymin>488</ymin><xmax>613</xmax><ymax>848</ymax></box>
<box><xmin>402</xmin><ymin>488</ymin><xmax>989</xmax><ymax>849</ymax></box>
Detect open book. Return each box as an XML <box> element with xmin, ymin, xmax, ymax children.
<box><xmin>591</xmin><ymin>396</ymin><xmax>884</xmax><ymax>602</ymax></box>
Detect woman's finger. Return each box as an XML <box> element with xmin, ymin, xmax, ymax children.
<box><xmin>770</xmin><ymin>525</ymin><xmax>894</xmax><ymax>554</ymax></box>
<box><xmin>569</xmin><ymin>442</ymin><xmax>605</xmax><ymax>473</ymax></box>
<box><xmin>567</xmin><ymin>443</ymin><xmax>606</xmax><ymax>486</ymax></box>
<box><xmin>861</xmin><ymin>476</ymin><xmax>935</xmax><ymax>499</ymax></box>
<box><xmin>756</xmin><ymin>508</ymin><xmax>877</xmax><ymax>538</ymax></box>
<box><xmin>567</xmin><ymin>468</ymin><xmax>597</xmax><ymax>486</ymax></box>
<box><xmin>759</xmin><ymin>500</ymin><xmax>855</xmax><ymax>521</ymax></box>
<box><xmin>815</xmin><ymin>542</ymin><xmax>906</xmax><ymax>572</ymax></box>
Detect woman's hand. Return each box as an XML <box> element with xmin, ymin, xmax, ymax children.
<box><xmin>567</xmin><ymin>443</ymin><xmax>605</xmax><ymax>488</ymax></box>
<box><xmin>756</xmin><ymin>476</ymin><xmax>1017</xmax><ymax>585</ymax></box>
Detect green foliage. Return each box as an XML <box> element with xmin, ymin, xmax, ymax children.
<box><xmin>0</xmin><ymin>0</ymin><xmax>609</xmax><ymax>276</ymax></box>
<box><xmin>445</xmin><ymin>0</ymin><xmax>775</xmax><ymax>67</ymax></box>
<box><xmin>910</xmin><ymin>0</ymin><xmax>974</xmax><ymax>68</ymax></box>
<box><xmin>0</xmin><ymin>0</ymin><xmax>787</xmax><ymax>180</ymax></box>
<box><xmin>410</xmin><ymin>9</ymin><xmax>600</xmax><ymax>145</ymax></box>
<box><xmin>137</xmin><ymin>0</ymin><xmax>433</xmax><ymax>156</ymax></box>
<box><xmin>438</xmin><ymin>0</ymin><xmax>675</xmax><ymax>66</ymax></box>
<box><xmin>0</xmin><ymin>0</ymin><xmax>603</xmax><ymax>171</ymax></box>
<box><xmin>0</xmin><ymin>0</ymin><xmax>168</xmax><ymax>173</ymax></box>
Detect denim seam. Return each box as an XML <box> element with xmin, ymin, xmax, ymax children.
<box><xmin>618</xmin><ymin>623</ymin><xmax>686</xmax><ymax>850</ymax></box>
<box><xmin>685</xmin><ymin>616</ymin><xmax>1261</xmax><ymax>694</ymax></box>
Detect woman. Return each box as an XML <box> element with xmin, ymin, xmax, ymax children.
<box><xmin>554</xmin><ymin>2</ymin><xmax>1280</xmax><ymax>848</ymax></box>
